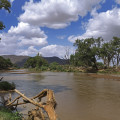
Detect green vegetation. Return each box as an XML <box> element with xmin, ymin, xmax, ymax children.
<box><xmin>24</xmin><ymin>54</ymin><xmax>48</xmax><ymax>70</ymax></box>
<box><xmin>0</xmin><ymin>0</ymin><xmax>11</xmax><ymax>31</ymax></box>
<box><xmin>0</xmin><ymin>81</ymin><xmax>15</xmax><ymax>91</ymax></box>
<box><xmin>0</xmin><ymin>107</ymin><xmax>22</xmax><ymax>120</ymax></box>
<box><xmin>70</xmin><ymin>37</ymin><xmax>102</xmax><ymax>70</ymax></box>
<box><xmin>0</xmin><ymin>56</ymin><xmax>13</xmax><ymax>70</ymax></box>
<box><xmin>24</xmin><ymin>37</ymin><xmax>120</xmax><ymax>73</ymax></box>
<box><xmin>70</xmin><ymin>37</ymin><xmax>120</xmax><ymax>71</ymax></box>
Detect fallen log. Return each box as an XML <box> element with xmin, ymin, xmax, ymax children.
<box><xmin>5</xmin><ymin>89</ymin><xmax>58</xmax><ymax>120</ymax></box>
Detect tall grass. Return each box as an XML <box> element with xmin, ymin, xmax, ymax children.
<box><xmin>0</xmin><ymin>107</ymin><xmax>22</xmax><ymax>120</ymax></box>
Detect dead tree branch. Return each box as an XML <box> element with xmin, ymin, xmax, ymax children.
<box><xmin>5</xmin><ymin>89</ymin><xmax>58</xmax><ymax>120</ymax></box>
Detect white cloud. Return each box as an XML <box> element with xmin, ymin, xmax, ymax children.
<box><xmin>10</xmin><ymin>0</ymin><xmax>15</xmax><ymax>3</ymax></box>
<box><xmin>16</xmin><ymin>46</ymin><xmax>38</xmax><ymax>56</ymax></box>
<box><xmin>0</xmin><ymin>22</ymin><xmax>48</xmax><ymax>55</ymax></box>
<box><xmin>57</xmin><ymin>35</ymin><xmax>66</xmax><ymax>40</ymax></box>
<box><xmin>0</xmin><ymin>0</ymin><xmax>105</xmax><ymax>57</ymax></box>
<box><xmin>68</xmin><ymin>8</ymin><xmax>120</xmax><ymax>43</ymax></box>
<box><xmin>8</xmin><ymin>22</ymin><xmax>47</xmax><ymax>41</ymax></box>
<box><xmin>8</xmin><ymin>22</ymin><xmax>48</xmax><ymax>47</ymax></box>
<box><xmin>116</xmin><ymin>0</ymin><xmax>120</xmax><ymax>4</ymax></box>
<box><xmin>39</xmin><ymin>45</ymin><xmax>75</xmax><ymax>58</ymax></box>
<box><xmin>0</xmin><ymin>35</ymin><xmax>18</xmax><ymax>55</ymax></box>
<box><xmin>19</xmin><ymin>0</ymin><xmax>104</xmax><ymax>29</ymax></box>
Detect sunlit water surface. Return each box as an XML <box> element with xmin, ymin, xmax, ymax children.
<box><xmin>1</xmin><ymin>70</ymin><xmax>120</xmax><ymax>120</ymax></box>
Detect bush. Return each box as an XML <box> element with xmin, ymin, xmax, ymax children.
<box><xmin>0</xmin><ymin>57</ymin><xmax>13</xmax><ymax>70</ymax></box>
<box><xmin>97</xmin><ymin>62</ymin><xmax>104</xmax><ymax>69</ymax></box>
<box><xmin>0</xmin><ymin>107</ymin><xmax>22</xmax><ymax>120</ymax></box>
<box><xmin>40</xmin><ymin>65</ymin><xmax>48</xmax><ymax>71</ymax></box>
<box><xmin>49</xmin><ymin>62</ymin><xmax>59</xmax><ymax>71</ymax></box>
<box><xmin>0</xmin><ymin>81</ymin><xmax>15</xmax><ymax>91</ymax></box>
<box><xmin>24</xmin><ymin>55</ymin><xmax>48</xmax><ymax>69</ymax></box>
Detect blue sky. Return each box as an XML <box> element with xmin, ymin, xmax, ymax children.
<box><xmin>0</xmin><ymin>0</ymin><xmax>120</xmax><ymax>58</ymax></box>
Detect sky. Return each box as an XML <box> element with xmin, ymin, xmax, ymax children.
<box><xmin>0</xmin><ymin>0</ymin><xmax>120</xmax><ymax>58</ymax></box>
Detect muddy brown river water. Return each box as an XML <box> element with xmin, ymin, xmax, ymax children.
<box><xmin>1</xmin><ymin>70</ymin><xmax>120</xmax><ymax>120</ymax></box>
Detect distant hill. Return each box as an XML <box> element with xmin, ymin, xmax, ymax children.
<box><xmin>2</xmin><ymin>55</ymin><xmax>29</xmax><ymax>67</ymax></box>
<box><xmin>2</xmin><ymin>55</ymin><xmax>68</xmax><ymax>67</ymax></box>
<box><xmin>44</xmin><ymin>56</ymin><xmax>67</xmax><ymax>65</ymax></box>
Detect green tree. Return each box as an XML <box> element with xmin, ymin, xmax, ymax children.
<box><xmin>100</xmin><ymin>41</ymin><xmax>115</xmax><ymax>68</ymax></box>
<box><xmin>49</xmin><ymin>62</ymin><xmax>59</xmax><ymax>70</ymax></box>
<box><xmin>24</xmin><ymin>55</ymin><xmax>48</xmax><ymax>69</ymax></box>
<box><xmin>0</xmin><ymin>0</ymin><xmax>11</xmax><ymax>40</ymax></box>
<box><xmin>70</xmin><ymin>37</ymin><xmax>103</xmax><ymax>70</ymax></box>
<box><xmin>111</xmin><ymin>37</ymin><xmax>120</xmax><ymax>68</ymax></box>
<box><xmin>0</xmin><ymin>56</ymin><xmax>13</xmax><ymax>69</ymax></box>
<box><xmin>0</xmin><ymin>0</ymin><xmax>11</xmax><ymax>12</ymax></box>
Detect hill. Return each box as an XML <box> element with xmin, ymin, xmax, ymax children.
<box><xmin>44</xmin><ymin>56</ymin><xmax>67</xmax><ymax>65</ymax></box>
<box><xmin>2</xmin><ymin>55</ymin><xmax>68</xmax><ymax>67</ymax></box>
<box><xmin>2</xmin><ymin>55</ymin><xmax>29</xmax><ymax>67</ymax></box>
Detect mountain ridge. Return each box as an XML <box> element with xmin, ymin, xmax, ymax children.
<box><xmin>1</xmin><ymin>55</ymin><xmax>67</xmax><ymax>67</ymax></box>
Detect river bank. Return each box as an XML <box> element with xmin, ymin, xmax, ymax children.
<box><xmin>26</xmin><ymin>65</ymin><xmax>120</xmax><ymax>74</ymax></box>
<box><xmin>0</xmin><ymin>107</ymin><xmax>22</xmax><ymax>120</ymax></box>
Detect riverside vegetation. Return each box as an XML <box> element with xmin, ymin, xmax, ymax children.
<box><xmin>0</xmin><ymin>56</ymin><xmax>13</xmax><ymax>70</ymax></box>
<box><xmin>0</xmin><ymin>107</ymin><xmax>22</xmax><ymax>120</ymax></box>
<box><xmin>0</xmin><ymin>81</ymin><xmax>15</xmax><ymax>91</ymax></box>
<box><xmin>1</xmin><ymin>37</ymin><xmax>120</xmax><ymax>73</ymax></box>
<box><xmin>0</xmin><ymin>80</ymin><xmax>22</xmax><ymax>120</ymax></box>
<box><xmin>24</xmin><ymin>37</ymin><xmax>120</xmax><ymax>74</ymax></box>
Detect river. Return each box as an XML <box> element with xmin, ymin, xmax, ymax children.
<box><xmin>1</xmin><ymin>70</ymin><xmax>120</xmax><ymax>120</ymax></box>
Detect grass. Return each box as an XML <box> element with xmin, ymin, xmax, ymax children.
<box><xmin>26</xmin><ymin>65</ymin><xmax>120</xmax><ymax>75</ymax></box>
<box><xmin>97</xmin><ymin>68</ymin><xmax>120</xmax><ymax>74</ymax></box>
<box><xmin>0</xmin><ymin>107</ymin><xmax>22</xmax><ymax>120</ymax></box>
<box><xmin>0</xmin><ymin>81</ymin><xmax>15</xmax><ymax>91</ymax></box>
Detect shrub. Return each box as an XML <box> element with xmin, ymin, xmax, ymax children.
<box><xmin>0</xmin><ymin>81</ymin><xmax>15</xmax><ymax>91</ymax></box>
<box><xmin>97</xmin><ymin>62</ymin><xmax>104</xmax><ymax>69</ymax></box>
<box><xmin>49</xmin><ymin>62</ymin><xmax>59</xmax><ymax>71</ymax></box>
<box><xmin>40</xmin><ymin>66</ymin><xmax>48</xmax><ymax>71</ymax></box>
<box><xmin>0</xmin><ymin>107</ymin><xmax>22</xmax><ymax>120</ymax></box>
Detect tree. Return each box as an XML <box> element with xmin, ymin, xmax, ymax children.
<box><xmin>0</xmin><ymin>56</ymin><xmax>13</xmax><ymax>69</ymax></box>
<box><xmin>24</xmin><ymin>55</ymin><xmax>48</xmax><ymax>69</ymax></box>
<box><xmin>0</xmin><ymin>0</ymin><xmax>11</xmax><ymax>31</ymax></box>
<box><xmin>100</xmin><ymin>43</ymin><xmax>114</xmax><ymax>67</ymax></box>
<box><xmin>99</xmin><ymin>37</ymin><xmax>120</xmax><ymax>68</ymax></box>
<box><xmin>70</xmin><ymin>37</ymin><xmax>103</xmax><ymax>70</ymax></box>
<box><xmin>111</xmin><ymin>37</ymin><xmax>120</xmax><ymax>68</ymax></box>
<box><xmin>70</xmin><ymin>36</ymin><xmax>120</xmax><ymax>69</ymax></box>
<box><xmin>63</xmin><ymin>46</ymin><xmax>70</xmax><ymax>64</ymax></box>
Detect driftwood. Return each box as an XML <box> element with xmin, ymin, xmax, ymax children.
<box><xmin>5</xmin><ymin>89</ymin><xmax>58</xmax><ymax>120</ymax></box>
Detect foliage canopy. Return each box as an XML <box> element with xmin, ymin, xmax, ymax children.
<box><xmin>24</xmin><ymin>54</ymin><xmax>48</xmax><ymax>69</ymax></box>
<box><xmin>70</xmin><ymin>37</ymin><xmax>120</xmax><ymax>69</ymax></box>
<box><xmin>0</xmin><ymin>0</ymin><xmax>11</xmax><ymax>31</ymax></box>
<box><xmin>0</xmin><ymin>56</ymin><xmax>13</xmax><ymax>69</ymax></box>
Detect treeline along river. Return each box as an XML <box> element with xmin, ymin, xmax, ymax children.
<box><xmin>1</xmin><ymin>70</ymin><xmax>120</xmax><ymax>120</ymax></box>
